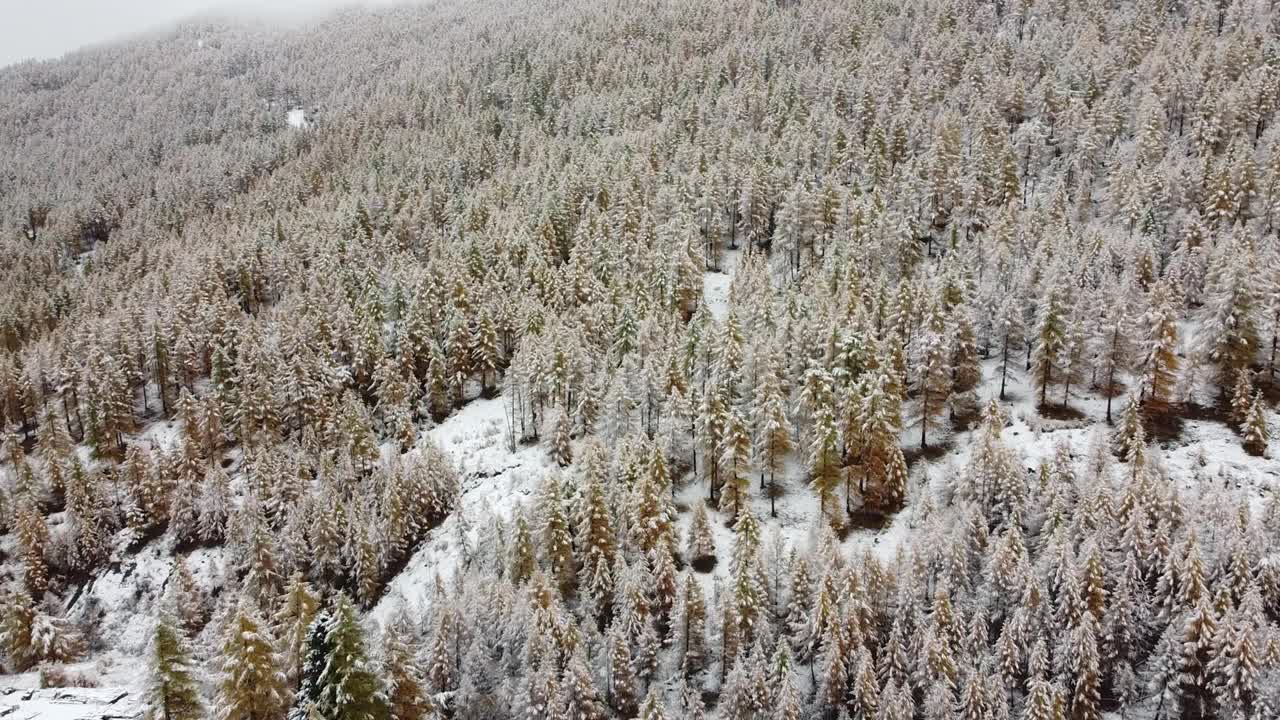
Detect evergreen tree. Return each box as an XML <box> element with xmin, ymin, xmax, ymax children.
<box><xmin>752</xmin><ymin>349</ymin><xmax>792</xmax><ymax>518</ymax></box>
<box><xmin>293</xmin><ymin>595</ymin><xmax>390</xmax><ymax>720</ymax></box>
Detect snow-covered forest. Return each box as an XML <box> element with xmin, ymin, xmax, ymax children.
<box><xmin>0</xmin><ymin>0</ymin><xmax>1279</xmax><ymax>718</ymax></box>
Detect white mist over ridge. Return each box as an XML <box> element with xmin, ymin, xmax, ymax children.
<box><xmin>0</xmin><ymin>0</ymin><xmax>413</xmax><ymax>69</ymax></box>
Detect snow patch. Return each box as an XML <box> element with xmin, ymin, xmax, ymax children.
<box><xmin>701</xmin><ymin>246</ymin><xmax>741</xmax><ymax>321</ymax></box>
<box><xmin>373</xmin><ymin>396</ymin><xmax>554</xmax><ymax>622</ymax></box>
<box><xmin>0</xmin><ymin>686</ymin><xmax>138</xmax><ymax>720</ymax></box>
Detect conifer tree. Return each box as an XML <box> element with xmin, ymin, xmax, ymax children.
<box><xmin>170</xmin><ymin>558</ymin><xmax>206</xmax><ymax>633</ymax></box>
<box><xmin>686</xmin><ymin>502</ymin><xmax>716</xmax><ymax>569</ymax></box>
<box><xmin>917</xmin><ymin>301</ymin><xmax>953</xmax><ymax>447</ymax></box>
<box><xmin>1141</xmin><ymin>282</ymin><xmax>1181</xmax><ymax>416</ymax></box>
<box><xmin>1196</xmin><ymin>239</ymin><xmax>1259</xmax><ymax>395</ymax></box>
<box><xmin>216</xmin><ymin>600</ymin><xmax>288</xmax><ymax>720</ymax></box>
<box><xmin>559</xmin><ymin>649</ymin><xmax>607</xmax><ymax>720</ymax></box>
<box><xmin>1031</xmin><ymin>275</ymin><xmax>1068</xmax><ymax>409</ymax></box>
<box><xmin>1242</xmin><ymin>391</ymin><xmax>1270</xmax><ymax>456</ymax></box>
<box><xmin>274</xmin><ymin>571</ymin><xmax>319</xmax><ymax>692</ymax></box>
<box><xmin>1230</xmin><ymin>370</ymin><xmax>1254</xmax><ymax>427</ymax></box>
<box><xmin>676</xmin><ymin>572</ymin><xmax>707</xmax><ymax>676</ymax></box>
<box><xmin>382</xmin><ymin>612</ymin><xmax>435</xmax><ymax>720</ymax></box>
<box><xmin>13</xmin><ymin>500</ymin><xmax>48</xmax><ymax>597</ymax></box>
<box><xmin>576</xmin><ymin>452</ymin><xmax>616</xmax><ymax>616</ymax></box>
<box><xmin>0</xmin><ymin>588</ymin><xmax>36</xmax><ymax>672</ymax></box>
<box><xmin>539</xmin><ymin>471</ymin><xmax>576</xmax><ymax>594</ymax></box>
<box><xmin>633</xmin><ymin>444</ymin><xmax>676</xmax><ymax>557</ymax></box>
<box><xmin>718</xmin><ymin>406</ymin><xmax>752</xmax><ymax>520</ymax></box>
<box><xmin>638</xmin><ymin>685</ymin><xmax>667</xmax><ymax>720</ymax></box>
<box><xmin>550</xmin><ymin>406</ymin><xmax>572</xmax><ymax>467</ymax></box>
<box><xmin>295</xmin><ymin>595</ymin><xmax>390</xmax><ymax>720</ymax></box>
<box><xmin>606</xmin><ymin>624</ymin><xmax>638</xmax><ymax>717</ymax></box>
<box><xmin>808</xmin><ymin>401</ymin><xmax>843</xmax><ymax>529</ymax></box>
<box><xmin>509</xmin><ymin>511</ymin><xmax>536</xmax><ymax>585</ymax></box>
<box><xmin>142</xmin><ymin>611</ymin><xmax>205</xmax><ymax>720</ymax></box>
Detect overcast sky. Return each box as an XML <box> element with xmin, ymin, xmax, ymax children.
<box><xmin>0</xmin><ymin>1</ymin><xmax>391</xmax><ymax>69</ymax></box>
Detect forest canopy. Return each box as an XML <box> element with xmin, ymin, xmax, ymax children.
<box><xmin>0</xmin><ymin>0</ymin><xmax>1278</xmax><ymax>719</ymax></box>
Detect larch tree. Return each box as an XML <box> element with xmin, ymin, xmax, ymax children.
<box><xmin>718</xmin><ymin>405</ymin><xmax>752</xmax><ymax>520</ymax></box>
<box><xmin>1141</xmin><ymin>281</ymin><xmax>1182</xmax><ymax>417</ymax></box>
<box><xmin>1242</xmin><ymin>392</ymin><xmax>1270</xmax><ymax>456</ymax></box>
<box><xmin>274</xmin><ymin>571</ymin><xmax>319</xmax><ymax>693</ymax></box>
<box><xmin>1031</xmin><ymin>274</ymin><xmax>1068</xmax><ymax>410</ymax></box>
<box><xmin>916</xmin><ymin>300</ymin><xmax>952</xmax><ymax>448</ymax></box>
<box><xmin>381</xmin><ymin>611</ymin><xmax>435</xmax><ymax>720</ymax></box>
<box><xmin>142</xmin><ymin>610</ymin><xmax>205</xmax><ymax>720</ymax></box>
<box><xmin>751</xmin><ymin>349</ymin><xmax>792</xmax><ymax>518</ymax></box>
<box><xmin>216</xmin><ymin>600</ymin><xmax>288</xmax><ymax>720</ymax></box>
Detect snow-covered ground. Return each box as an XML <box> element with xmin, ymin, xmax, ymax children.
<box><xmin>373</xmin><ymin>395</ymin><xmax>555</xmax><ymax>622</ymax></box>
<box><xmin>701</xmin><ymin>246</ymin><xmax>741</xmax><ymax>321</ymax></box>
<box><xmin>0</xmin><ymin>685</ymin><xmax>138</xmax><ymax>720</ymax></box>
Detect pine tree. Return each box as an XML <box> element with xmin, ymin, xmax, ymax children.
<box><xmin>994</xmin><ymin>295</ymin><xmax>1025</xmax><ymax>402</ymax></box>
<box><xmin>170</xmin><ymin>558</ymin><xmax>206</xmax><ymax>633</ymax></box>
<box><xmin>576</xmin><ymin>452</ymin><xmax>616</xmax><ymax>616</ymax></box>
<box><xmin>142</xmin><ymin>612</ymin><xmax>205</xmax><ymax>720</ymax></box>
<box><xmin>509</xmin><ymin>511</ymin><xmax>536</xmax><ymax>585</ymax></box>
<box><xmin>769</xmin><ymin>643</ymin><xmax>802</xmax><ymax>720</ymax></box>
<box><xmin>817</xmin><ymin>621</ymin><xmax>847</xmax><ymax>717</ymax></box>
<box><xmin>1177</xmin><ymin>599</ymin><xmax>1218</xmax><ymax>719</ymax></box>
<box><xmin>1067</xmin><ymin>613</ymin><xmax>1102</xmax><ymax>720</ymax></box>
<box><xmin>1196</xmin><ymin>238</ymin><xmax>1259</xmax><ymax>395</ymax></box>
<box><xmin>1230</xmin><ymin>369</ymin><xmax>1254</xmax><ymax>427</ymax></box>
<box><xmin>1023</xmin><ymin>678</ymin><xmax>1055</xmax><ymax>720</ymax></box>
<box><xmin>808</xmin><ymin>400</ymin><xmax>843</xmax><ymax>529</ymax></box>
<box><xmin>606</xmin><ymin>624</ymin><xmax>638</xmax><ymax>717</ymax></box>
<box><xmin>638</xmin><ymin>686</ymin><xmax>667</xmax><ymax>720</ymax></box>
<box><xmin>539</xmin><ymin>471</ymin><xmax>577</xmax><ymax>594</ymax></box>
<box><xmin>559</xmin><ymin>650</ymin><xmax>607</xmax><ymax>720</ymax></box>
<box><xmin>13</xmin><ymin>499</ymin><xmax>48</xmax><ymax>597</ymax></box>
<box><xmin>633</xmin><ymin>444</ymin><xmax>676</xmax><ymax>557</ymax></box>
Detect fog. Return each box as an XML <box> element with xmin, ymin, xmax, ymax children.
<box><xmin>0</xmin><ymin>0</ymin><xmax>403</xmax><ymax>69</ymax></box>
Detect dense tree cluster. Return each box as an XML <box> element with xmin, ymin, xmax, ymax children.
<box><xmin>0</xmin><ymin>0</ymin><xmax>1277</xmax><ymax>717</ymax></box>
